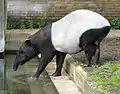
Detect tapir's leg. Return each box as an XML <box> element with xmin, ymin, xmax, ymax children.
<box><xmin>83</xmin><ymin>44</ymin><xmax>96</xmax><ymax>67</ymax></box>
<box><xmin>93</xmin><ymin>41</ymin><xmax>100</xmax><ymax>65</ymax></box>
<box><xmin>31</xmin><ymin>52</ymin><xmax>55</xmax><ymax>79</ymax></box>
<box><xmin>52</xmin><ymin>52</ymin><xmax>66</xmax><ymax>76</ymax></box>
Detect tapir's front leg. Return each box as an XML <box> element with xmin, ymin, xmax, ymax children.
<box><xmin>31</xmin><ymin>52</ymin><xmax>55</xmax><ymax>79</ymax></box>
<box><xmin>52</xmin><ymin>52</ymin><xmax>66</xmax><ymax>76</ymax></box>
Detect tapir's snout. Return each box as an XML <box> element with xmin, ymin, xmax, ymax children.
<box><xmin>13</xmin><ymin>56</ymin><xmax>27</xmax><ymax>71</ymax></box>
<box><xmin>13</xmin><ymin>62</ymin><xmax>19</xmax><ymax>71</ymax></box>
<box><xmin>13</xmin><ymin>57</ymin><xmax>20</xmax><ymax>71</ymax></box>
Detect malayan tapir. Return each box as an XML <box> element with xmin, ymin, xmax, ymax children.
<box><xmin>13</xmin><ymin>9</ymin><xmax>110</xmax><ymax>79</ymax></box>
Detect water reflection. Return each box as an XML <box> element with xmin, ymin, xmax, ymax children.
<box><xmin>0</xmin><ymin>59</ymin><xmax>4</xmax><ymax>75</ymax></box>
<box><xmin>0</xmin><ymin>59</ymin><xmax>5</xmax><ymax>90</ymax></box>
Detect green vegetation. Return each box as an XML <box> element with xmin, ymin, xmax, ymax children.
<box><xmin>7</xmin><ymin>17</ymin><xmax>47</xmax><ymax>29</ymax></box>
<box><xmin>109</xmin><ymin>17</ymin><xmax>120</xmax><ymax>29</ymax></box>
<box><xmin>7</xmin><ymin>16</ymin><xmax>120</xmax><ymax>29</ymax></box>
<box><xmin>73</xmin><ymin>61</ymin><xmax>82</xmax><ymax>65</ymax></box>
<box><xmin>88</xmin><ymin>61</ymin><xmax>120</xmax><ymax>94</ymax></box>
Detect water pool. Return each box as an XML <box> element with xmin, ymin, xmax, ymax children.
<box><xmin>5</xmin><ymin>54</ymin><xmax>58</xmax><ymax>94</ymax></box>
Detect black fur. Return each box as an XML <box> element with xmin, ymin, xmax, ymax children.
<box><xmin>29</xmin><ymin>23</ymin><xmax>55</xmax><ymax>53</ymax></box>
<box><xmin>79</xmin><ymin>26</ymin><xmax>110</xmax><ymax>48</ymax></box>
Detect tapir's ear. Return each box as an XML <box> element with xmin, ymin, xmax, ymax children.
<box><xmin>25</xmin><ymin>39</ymin><xmax>31</xmax><ymax>46</ymax></box>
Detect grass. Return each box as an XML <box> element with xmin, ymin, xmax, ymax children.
<box><xmin>88</xmin><ymin>61</ymin><xmax>120</xmax><ymax>94</ymax></box>
<box><xmin>72</xmin><ymin>60</ymin><xmax>120</xmax><ymax>93</ymax></box>
<box><xmin>73</xmin><ymin>61</ymin><xmax>82</xmax><ymax>65</ymax></box>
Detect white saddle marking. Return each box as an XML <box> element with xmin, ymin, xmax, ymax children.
<box><xmin>51</xmin><ymin>9</ymin><xmax>110</xmax><ymax>53</ymax></box>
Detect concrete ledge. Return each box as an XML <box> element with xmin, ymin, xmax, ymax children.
<box><xmin>63</xmin><ymin>55</ymin><xmax>104</xmax><ymax>94</ymax></box>
<box><xmin>46</xmin><ymin>62</ymin><xmax>83</xmax><ymax>94</ymax></box>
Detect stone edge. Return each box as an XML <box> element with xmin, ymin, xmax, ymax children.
<box><xmin>63</xmin><ymin>55</ymin><xmax>104</xmax><ymax>94</ymax></box>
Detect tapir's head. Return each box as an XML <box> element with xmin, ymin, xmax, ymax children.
<box><xmin>13</xmin><ymin>39</ymin><xmax>38</xmax><ymax>71</ymax></box>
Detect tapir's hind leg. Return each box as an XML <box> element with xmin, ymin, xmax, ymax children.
<box><xmin>79</xmin><ymin>26</ymin><xmax>110</xmax><ymax>67</ymax></box>
<box><xmin>93</xmin><ymin>41</ymin><xmax>100</xmax><ymax>65</ymax></box>
<box><xmin>52</xmin><ymin>52</ymin><xmax>66</xmax><ymax>76</ymax></box>
<box><xmin>83</xmin><ymin>44</ymin><xmax>96</xmax><ymax>67</ymax></box>
<box><xmin>31</xmin><ymin>51</ymin><xmax>55</xmax><ymax>79</ymax></box>
<box><xmin>83</xmin><ymin>42</ymin><xmax>101</xmax><ymax>67</ymax></box>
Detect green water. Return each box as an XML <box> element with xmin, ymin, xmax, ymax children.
<box><xmin>5</xmin><ymin>54</ymin><xmax>58</xmax><ymax>94</ymax></box>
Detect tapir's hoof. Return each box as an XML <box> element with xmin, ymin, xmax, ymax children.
<box><xmin>94</xmin><ymin>64</ymin><xmax>101</xmax><ymax>68</ymax></box>
<box><xmin>94</xmin><ymin>65</ymin><xmax>99</xmax><ymax>68</ymax></box>
<box><xmin>87</xmin><ymin>64</ymin><xmax>92</xmax><ymax>67</ymax></box>
<box><xmin>30</xmin><ymin>75</ymin><xmax>38</xmax><ymax>80</ymax></box>
<box><xmin>80</xmin><ymin>63</ymin><xmax>88</xmax><ymax>67</ymax></box>
<box><xmin>52</xmin><ymin>73</ymin><xmax>61</xmax><ymax>77</ymax></box>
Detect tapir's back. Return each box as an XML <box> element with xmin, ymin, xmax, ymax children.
<box><xmin>51</xmin><ymin>9</ymin><xmax>110</xmax><ymax>53</ymax></box>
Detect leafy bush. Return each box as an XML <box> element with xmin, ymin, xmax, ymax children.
<box><xmin>20</xmin><ymin>21</ymin><xmax>26</xmax><ymax>29</ymax></box>
<box><xmin>7</xmin><ymin>17</ymin><xmax>47</xmax><ymax>29</ymax></box>
<box><xmin>109</xmin><ymin>18</ymin><xmax>120</xmax><ymax>29</ymax></box>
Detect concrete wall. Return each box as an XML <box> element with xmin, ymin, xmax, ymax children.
<box><xmin>8</xmin><ymin>0</ymin><xmax>120</xmax><ymax>19</ymax></box>
<box><xmin>0</xmin><ymin>0</ymin><xmax>5</xmax><ymax>53</ymax></box>
<box><xmin>0</xmin><ymin>0</ymin><xmax>6</xmax><ymax>91</ymax></box>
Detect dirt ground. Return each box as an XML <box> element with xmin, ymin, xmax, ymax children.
<box><xmin>72</xmin><ymin>30</ymin><xmax>120</xmax><ymax>63</ymax></box>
